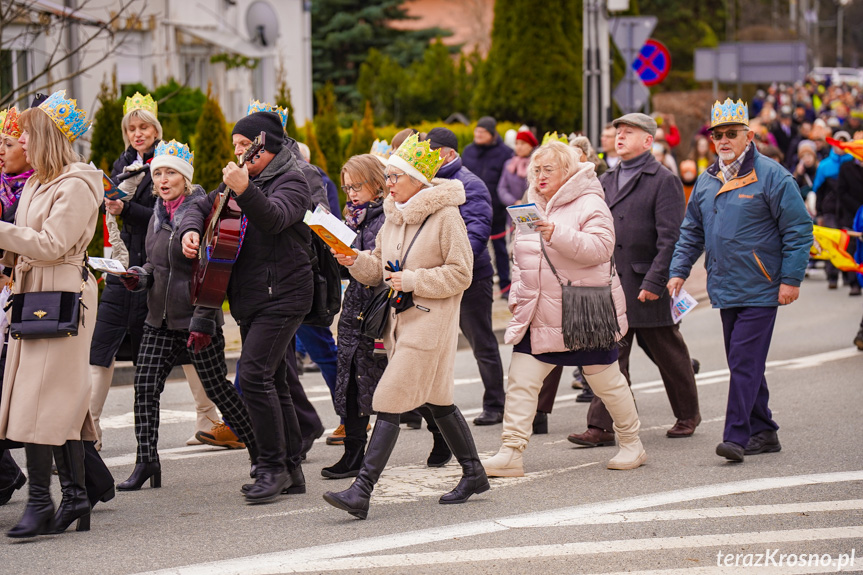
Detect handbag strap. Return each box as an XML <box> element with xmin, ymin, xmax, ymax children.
<box><xmin>8</xmin><ymin>255</ymin><xmax>89</xmax><ymax>293</ymax></box>
<box><xmin>399</xmin><ymin>214</ymin><xmax>432</xmax><ymax>270</ymax></box>
<box><xmin>539</xmin><ymin>239</ymin><xmax>615</xmax><ymax>287</ymax></box>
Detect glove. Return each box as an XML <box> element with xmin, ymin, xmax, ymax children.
<box><xmin>120</xmin><ymin>266</ymin><xmax>148</xmax><ymax>291</ymax></box>
<box><xmin>187</xmin><ymin>331</ymin><xmax>212</xmax><ymax>354</ymax></box>
<box><xmin>118</xmin><ymin>163</ymin><xmax>146</xmax><ymax>195</ymax></box>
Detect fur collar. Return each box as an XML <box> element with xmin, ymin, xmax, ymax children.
<box><xmin>527</xmin><ymin>162</ymin><xmax>604</xmax><ymax>213</ymax></box>
<box><xmin>383</xmin><ymin>177</ymin><xmax>466</xmax><ymax>225</ymax></box>
<box><xmin>153</xmin><ymin>185</ymin><xmax>205</xmax><ymax>231</ymax></box>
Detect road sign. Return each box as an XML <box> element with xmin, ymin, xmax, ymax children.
<box><xmin>633</xmin><ymin>39</ymin><xmax>670</xmax><ymax>86</ymax></box>
<box><xmin>609</xmin><ymin>16</ymin><xmax>657</xmax><ymax>114</ymax></box>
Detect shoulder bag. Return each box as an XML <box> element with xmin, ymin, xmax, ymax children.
<box><xmin>5</xmin><ymin>261</ymin><xmax>89</xmax><ymax>340</ymax></box>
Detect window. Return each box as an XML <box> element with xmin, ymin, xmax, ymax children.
<box><xmin>0</xmin><ymin>49</ymin><xmax>31</xmax><ymax>107</ymax></box>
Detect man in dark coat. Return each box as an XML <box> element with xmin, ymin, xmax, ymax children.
<box><xmin>426</xmin><ymin>127</ymin><xmax>505</xmax><ymax>426</ymax></box>
<box><xmin>462</xmin><ymin>116</ymin><xmax>514</xmax><ymax>296</ymax></box>
<box><xmin>568</xmin><ymin>113</ymin><xmax>701</xmax><ymax>448</ymax></box>
<box><xmin>181</xmin><ymin>111</ymin><xmax>312</xmax><ymax>503</ymax></box>
<box><xmin>836</xmin><ymin>154</ymin><xmax>863</xmax><ymax>296</ymax></box>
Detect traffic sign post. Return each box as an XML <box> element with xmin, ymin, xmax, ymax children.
<box><xmin>609</xmin><ymin>16</ymin><xmax>656</xmax><ymax>114</ymax></box>
<box><xmin>633</xmin><ymin>39</ymin><xmax>670</xmax><ymax>86</ymax></box>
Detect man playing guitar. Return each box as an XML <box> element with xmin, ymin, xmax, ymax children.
<box><xmin>181</xmin><ymin>111</ymin><xmax>313</xmax><ymax>504</ymax></box>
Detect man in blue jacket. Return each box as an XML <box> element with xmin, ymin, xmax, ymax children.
<box><xmin>667</xmin><ymin>99</ymin><xmax>813</xmax><ymax>463</ymax></box>
<box><xmin>426</xmin><ymin>127</ymin><xmax>505</xmax><ymax>426</ymax></box>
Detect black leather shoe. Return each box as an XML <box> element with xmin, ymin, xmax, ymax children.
<box><xmin>117</xmin><ymin>462</ymin><xmax>161</xmax><ymax>491</ymax></box>
<box><xmin>532</xmin><ymin>412</ymin><xmax>548</xmax><ymax>435</ymax></box>
<box><xmin>744</xmin><ymin>430</ymin><xmax>781</xmax><ymax>455</ymax></box>
<box><xmin>244</xmin><ymin>470</ymin><xmax>289</xmax><ymax>504</ymax></box>
<box><xmin>716</xmin><ymin>441</ymin><xmax>745</xmax><ymax>462</ymax></box>
<box><xmin>0</xmin><ymin>468</ymin><xmax>26</xmax><ymax>506</ymax></box>
<box><xmin>472</xmin><ymin>410</ymin><xmax>503</xmax><ymax>426</ymax></box>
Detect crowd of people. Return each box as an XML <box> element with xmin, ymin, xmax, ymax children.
<box><xmin>0</xmin><ymin>79</ymin><xmax>854</xmax><ymax>535</ymax></box>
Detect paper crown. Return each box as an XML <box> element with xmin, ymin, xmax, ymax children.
<box><xmin>154</xmin><ymin>139</ymin><xmax>194</xmax><ymax>166</ymax></box>
<box><xmin>247</xmin><ymin>99</ymin><xmax>288</xmax><ymax>132</ymax></box>
<box><xmin>389</xmin><ymin>133</ymin><xmax>444</xmax><ymax>184</ymax></box>
<box><xmin>1</xmin><ymin>107</ymin><xmax>21</xmax><ymax>139</ymax></box>
<box><xmin>370</xmin><ymin>139</ymin><xmax>392</xmax><ymax>163</ymax></box>
<box><xmin>124</xmin><ymin>92</ymin><xmax>158</xmax><ymax>117</ymax></box>
<box><xmin>711</xmin><ymin>98</ymin><xmax>749</xmax><ymax>129</ymax></box>
<box><xmin>38</xmin><ymin>90</ymin><xmax>90</xmax><ymax>143</ymax></box>
<box><xmin>541</xmin><ymin>131</ymin><xmax>568</xmax><ymax>146</ymax></box>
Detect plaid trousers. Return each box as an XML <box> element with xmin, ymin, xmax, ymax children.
<box><xmin>133</xmin><ymin>323</ymin><xmax>256</xmax><ymax>463</ymax></box>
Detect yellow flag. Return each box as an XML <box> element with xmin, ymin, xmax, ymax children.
<box><xmin>811</xmin><ymin>225</ymin><xmax>862</xmax><ymax>272</ymax></box>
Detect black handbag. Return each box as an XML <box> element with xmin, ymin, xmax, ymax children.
<box><xmin>540</xmin><ymin>240</ymin><xmax>621</xmax><ymax>350</ymax></box>
<box><xmin>6</xmin><ymin>263</ymin><xmax>89</xmax><ymax>340</ymax></box>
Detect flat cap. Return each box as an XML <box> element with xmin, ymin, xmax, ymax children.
<box><xmin>426</xmin><ymin>127</ymin><xmax>459</xmax><ymax>151</ymax></box>
<box><xmin>612</xmin><ymin>113</ymin><xmax>657</xmax><ymax>136</ymax></box>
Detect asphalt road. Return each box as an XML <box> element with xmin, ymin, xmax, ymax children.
<box><xmin>2</xmin><ymin>267</ymin><xmax>862</xmax><ymax>575</ymax></box>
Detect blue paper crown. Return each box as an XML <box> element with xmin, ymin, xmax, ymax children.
<box><xmin>154</xmin><ymin>139</ymin><xmax>194</xmax><ymax>166</ymax></box>
<box><xmin>711</xmin><ymin>98</ymin><xmax>749</xmax><ymax>129</ymax></box>
<box><xmin>370</xmin><ymin>139</ymin><xmax>392</xmax><ymax>159</ymax></box>
<box><xmin>246</xmin><ymin>99</ymin><xmax>288</xmax><ymax>132</ymax></box>
<box><xmin>39</xmin><ymin>90</ymin><xmax>90</xmax><ymax>143</ymax></box>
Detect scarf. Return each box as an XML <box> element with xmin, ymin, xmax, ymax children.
<box><xmin>0</xmin><ymin>169</ymin><xmax>33</xmax><ymax>209</ymax></box>
<box><xmin>164</xmin><ymin>196</ymin><xmax>186</xmax><ymax>221</ymax></box>
<box><xmin>345</xmin><ymin>200</ymin><xmax>372</xmax><ymax>230</ymax></box>
<box><xmin>507</xmin><ymin>156</ymin><xmax>531</xmax><ymax>179</ymax></box>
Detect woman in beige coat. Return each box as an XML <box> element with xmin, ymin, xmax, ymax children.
<box><xmin>0</xmin><ymin>92</ymin><xmax>102</xmax><ymax>538</ymax></box>
<box><xmin>323</xmin><ymin>135</ymin><xmax>489</xmax><ymax>520</ymax></box>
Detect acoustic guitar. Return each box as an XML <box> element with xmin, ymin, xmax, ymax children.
<box><xmin>191</xmin><ymin>132</ymin><xmax>265</xmax><ymax>308</ymax></box>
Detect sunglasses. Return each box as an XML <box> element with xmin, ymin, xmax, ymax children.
<box><xmin>710</xmin><ymin>129</ymin><xmax>747</xmax><ymax>141</ymax></box>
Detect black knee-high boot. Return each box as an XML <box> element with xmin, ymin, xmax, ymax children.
<box><xmin>322</xmin><ymin>419</ymin><xmax>399</xmax><ymax>520</ymax></box>
<box><xmin>7</xmin><ymin>444</ymin><xmax>55</xmax><ymax>538</ymax></box>
<box><xmin>433</xmin><ymin>407</ymin><xmax>490</xmax><ymax>504</ymax></box>
<box><xmin>51</xmin><ymin>440</ymin><xmax>91</xmax><ymax>533</ymax></box>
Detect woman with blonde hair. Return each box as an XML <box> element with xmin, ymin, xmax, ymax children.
<box><xmin>321</xmin><ymin>154</ymin><xmax>388</xmax><ymax>479</ymax></box>
<box><xmin>482</xmin><ymin>140</ymin><xmax>645</xmax><ymax>478</ymax></box>
<box><xmin>0</xmin><ymin>91</ymin><xmax>103</xmax><ymax>537</ymax></box>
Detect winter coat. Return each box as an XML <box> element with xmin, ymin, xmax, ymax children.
<box><xmin>89</xmin><ymin>143</ymin><xmax>158</xmax><ymax>365</ymax></box>
<box><xmin>0</xmin><ymin>163</ymin><xmax>101</xmax><ymax>445</ymax></box>
<box><xmin>813</xmin><ymin>150</ymin><xmax>853</xmax><ymax>218</ymax></box>
<box><xmin>462</xmin><ymin>135</ymin><xmax>514</xmax><ymax>212</ymax></box>
<box><xmin>505</xmin><ymin>163</ymin><xmax>628</xmax><ymax>354</ymax></box>
<box><xmin>670</xmin><ymin>146</ymin><xmax>813</xmax><ymax>309</ymax></box>
<box><xmin>181</xmin><ymin>146</ymin><xmax>313</xmax><ymax>322</ymax></box>
<box><xmin>137</xmin><ymin>186</ymin><xmax>223</xmax><ymax>335</ymax></box>
<box><xmin>349</xmin><ymin>178</ymin><xmax>472</xmax><ymax>413</ymax></box>
<box><xmin>836</xmin><ymin>160</ymin><xmax>863</xmax><ymax>228</ymax></box>
<box><xmin>437</xmin><ymin>156</ymin><xmax>494</xmax><ymax>281</ymax></box>
<box><xmin>333</xmin><ymin>201</ymin><xmax>387</xmax><ymax>418</ymax></box>
<box><xmin>498</xmin><ymin>156</ymin><xmax>530</xmax><ymax>206</ymax></box>
<box><xmin>599</xmin><ymin>152</ymin><xmax>686</xmax><ymax>328</ymax></box>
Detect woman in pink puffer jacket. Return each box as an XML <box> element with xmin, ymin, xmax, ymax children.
<box><xmin>482</xmin><ymin>141</ymin><xmax>646</xmax><ymax>477</ymax></box>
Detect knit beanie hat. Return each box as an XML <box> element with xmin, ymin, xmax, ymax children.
<box><xmin>476</xmin><ymin>116</ymin><xmax>497</xmax><ymax>135</ymax></box>
<box><xmin>232</xmin><ymin>111</ymin><xmax>284</xmax><ymax>153</ymax></box>
<box><xmin>516</xmin><ymin>130</ymin><xmax>538</xmax><ymax>147</ymax></box>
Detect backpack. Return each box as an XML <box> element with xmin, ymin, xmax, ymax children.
<box><xmin>290</xmin><ymin>225</ymin><xmax>342</xmax><ymax>327</ymax></box>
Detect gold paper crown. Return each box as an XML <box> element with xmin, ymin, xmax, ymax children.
<box><xmin>1</xmin><ymin>107</ymin><xmax>21</xmax><ymax>139</ymax></box>
<box><xmin>392</xmin><ymin>133</ymin><xmax>444</xmax><ymax>182</ymax></box>
<box><xmin>710</xmin><ymin>98</ymin><xmax>749</xmax><ymax>129</ymax></box>
<box><xmin>124</xmin><ymin>92</ymin><xmax>158</xmax><ymax>117</ymax></box>
<box><xmin>247</xmin><ymin>99</ymin><xmax>289</xmax><ymax>132</ymax></box>
<box><xmin>541</xmin><ymin>131</ymin><xmax>568</xmax><ymax>146</ymax></box>
<box><xmin>39</xmin><ymin>90</ymin><xmax>90</xmax><ymax>143</ymax></box>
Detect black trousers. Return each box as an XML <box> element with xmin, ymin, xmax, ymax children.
<box><xmin>133</xmin><ymin>324</ymin><xmax>256</xmax><ymax>463</ymax></box>
<box><xmin>238</xmin><ymin>313</ymin><xmax>305</xmax><ymax>473</ymax></box>
<box><xmin>285</xmin><ymin>336</ymin><xmax>324</xmax><ymax>439</ymax></box>
<box><xmin>344</xmin><ymin>362</ymin><xmax>370</xmax><ymax>446</ymax></box>
<box><xmin>489</xmin><ymin>209</ymin><xmax>510</xmax><ymax>288</ymax></box>
<box><xmin>587</xmin><ymin>324</ymin><xmax>700</xmax><ymax>432</ymax></box>
<box><xmin>459</xmin><ymin>276</ymin><xmax>505</xmax><ymax>412</ymax></box>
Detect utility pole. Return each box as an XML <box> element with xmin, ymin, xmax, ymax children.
<box><xmin>582</xmin><ymin>0</ymin><xmax>612</xmax><ymax>147</ymax></box>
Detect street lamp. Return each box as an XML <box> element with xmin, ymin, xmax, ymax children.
<box><xmin>837</xmin><ymin>0</ymin><xmax>851</xmax><ymax>67</ymax></box>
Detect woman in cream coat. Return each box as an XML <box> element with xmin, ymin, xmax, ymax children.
<box><xmin>482</xmin><ymin>140</ymin><xmax>645</xmax><ymax>478</ymax></box>
<box><xmin>0</xmin><ymin>93</ymin><xmax>102</xmax><ymax>537</ymax></box>
<box><xmin>324</xmin><ymin>134</ymin><xmax>489</xmax><ymax>520</ymax></box>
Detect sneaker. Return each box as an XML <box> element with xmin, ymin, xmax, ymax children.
<box><xmin>196</xmin><ymin>419</ymin><xmax>246</xmax><ymax>449</ymax></box>
<box><xmin>326</xmin><ymin>424</ymin><xmax>346</xmax><ymax>446</ymax></box>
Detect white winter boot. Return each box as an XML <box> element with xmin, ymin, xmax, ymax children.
<box><xmin>584</xmin><ymin>362</ymin><xmax>646</xmax><ymax>470</ymax></box>
<box><xmin>481</xmin><ymin>445</ymin><xmax>524</xmax><ymax>477</ymax></box>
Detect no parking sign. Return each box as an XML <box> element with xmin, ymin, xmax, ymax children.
<box><xmin>632</xmin><ymin>39</ymin><xmax>671</xmax><ymax>86</ymax></box>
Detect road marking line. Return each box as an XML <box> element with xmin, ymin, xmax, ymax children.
<box><xmin>133</xmin><ymin>470</ymin><xmax>863</xmax><ymax>575</ymax></box>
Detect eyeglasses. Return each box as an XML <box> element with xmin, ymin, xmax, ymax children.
<box><xmin>532</xmin><ymin>165</ymin><xmax>557</xmax><ymax>177</ymax></box>
<box><xmin>341</xmin><ymin>181</ymin><xmax>367</xmax><ymax>194</ymax></box>
<box><xmin>710</xmin><ymin>129</ymin><xmax>747</xmax><ymax>141</ymax></box>
<box><xmin>384</xmin><ymin>172</ymin><xmax>406</xmax><ymax>184</ymax></box>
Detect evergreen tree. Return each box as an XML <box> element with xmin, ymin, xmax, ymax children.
<box><xmin>474</xmin><ymin>0</ymin><xmax>582</xmax><ymax>133</ymax></box>
<box><xmin>305</xmin><ymin>122</ymin><xmax>328</xmax><ymax>175</ymax></box>
<box><xmin>154</xmin><ymin>79</ymin><xmax>207</xmax><ymax>143</ymax></box>
<box><xmin>312</xmin><ymin>0</ymin><xmax>453</xmax><ymax>107</ymax></box>
<box><xmin>314</xmin><ymin>83</ymin><xmax>343</xmax><ymax>187</ymax></box>
<box><xmin>275</xmin><ymin>73</ymin><xmax>301</xmax><ymax>140</ymax></box>
<box><xmin>401</xmin><ymin>39</ymin><xmax>458</xmax><ymax>124</ymax></box>
<box><xmin>89</xmin><ymin>75</ymin><xmax>125</xmax><ymax>173</ymax></box>
<box><xmin>345</xmin><ymin>121</ymin><xmax>363</xmax><ymax>159</ymax></box>
<box><xmin>357</xmin><ymin>49</ymin><xmax>408</xmax><ymax>125</ymax></box>
<box><xmin>345</xmin><ymin>102</ymin><xmax>377</xmax><ymax>158</ymax></box>
<box><xmin>193</xmin><ymin>89</ymin><xmax>235</xmax><ymax>193</ymax></box>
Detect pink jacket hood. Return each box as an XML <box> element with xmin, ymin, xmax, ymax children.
<box><xmin>505</xmin><ymin>162</ymin><xmax>628</xmax><ymax>354</ymax></box>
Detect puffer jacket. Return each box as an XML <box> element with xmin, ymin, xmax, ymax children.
<box><xmin>670</xmin><ymin>145</ymin><xmax>813</xmax><ymax>309</ymax></box>
<box><xmin>333</xmin><ymin>200</ymin><xmax>387</xmax><ymax>418</ymax></box>
<box><xmin>138</xmin><ymin>186</ymin><xmax>223</xmax><ymax>335</ymax></box>
<box><xmin>505</xmin><ymin>162</ymin><xmax>628</xmax><ymax>354</ymax></box>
